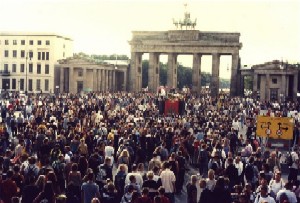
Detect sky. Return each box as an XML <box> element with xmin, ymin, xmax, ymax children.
<box><xmin>0</xmin><ymin>0</ymin><xmax>299</xmax><ymax>78</ymax></box>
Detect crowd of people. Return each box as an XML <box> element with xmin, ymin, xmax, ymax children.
<box><xmin>0</xmin><ymin>91</ymin><xmax>299</xmax><ymax>203</ymax></box>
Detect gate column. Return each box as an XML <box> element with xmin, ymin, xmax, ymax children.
<box><xmin>167</xmin><ymin>53</ymin><xmax>178</xmax><ymax>89</ymax></box>
<box><xmin>192</xmin><ymin>53</ymin><xmax>202</xmax><ymax>93</ymax></box>
<box><xmin>148</xmin><ymin>53</ymin><xmax>160</xmax><ymax>92</ymax></box>
<box><xmin>211</xmin><ymin>53</ymin><xmax>220</xmax><ymax>98</ymax></box>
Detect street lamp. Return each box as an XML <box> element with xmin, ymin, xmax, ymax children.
<box><xmin>25</xmin><ymin>52</ymin><xmax>32</xmax><ymax>95</ymax></box>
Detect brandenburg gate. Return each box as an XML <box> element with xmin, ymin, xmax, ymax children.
<box><xmin>128</xmin><ymin>29</ymin><xmax>242</xmax><ymax>96</ymax></box>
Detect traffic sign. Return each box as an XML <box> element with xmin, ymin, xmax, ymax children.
<box><xmin>256</xmin><ymin>116</ymin><xmax>294</xmax><ymax>140</ymax></box>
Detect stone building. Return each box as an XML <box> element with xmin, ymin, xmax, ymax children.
<box><xmin>240</xmin><ymin>60</ymin><xmax>300</xmax><ymax>101</ymax></box>
<box><xmin>55</xmin><ymin>55</ymin><xmax>128</xmax><ymax>93</ymax></box>
<box><xmin>0</xmin><ymin>32</ymin><xmax>73</xmax><ymax>93</ymax></box>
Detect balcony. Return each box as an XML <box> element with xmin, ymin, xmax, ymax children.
<box><xmin>0</xmin><ymin>70</ymin><xmax>10</xmax><ymax>76</ymax></box>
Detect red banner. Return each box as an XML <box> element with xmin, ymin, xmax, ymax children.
<box><xmin>164</xmin><ymin>99</ymin><xmax>179</xmax><ymax>115</ymax></box>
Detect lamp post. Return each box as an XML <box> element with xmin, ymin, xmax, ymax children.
<box><xmin>25</xmin><ymin>52</ymin><xmax>32</xmax><ymax>95</ymax></box>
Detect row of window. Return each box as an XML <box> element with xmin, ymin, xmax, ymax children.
<box><xmin>4</xmin><ymin>64</ymin><xmax>50</xmax><ymax>74</ymax></box>
<box><xmin>3</xmin><ymin>50</ymin><xmax>50</xmax><ymax>60</ymax></box>
<box><xmin>1</xmin><ymin>39</ymin><xmax>50</xmax><ymax>46</ymax></box>
<box><xmin>5</xmin><ymin>78</ymin><xmax>49</xmax><ymax>91</ymax></box>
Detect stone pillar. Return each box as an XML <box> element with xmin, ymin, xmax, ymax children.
<box><xmin>192</xmin><ymin>53</ymin><xmax>202</xmax><ymax>93</ymax></box>
<box><xmin>82</xmin><ymin>68</ymin><xmax>87</xmax><ymax>92</ymax></box>
<box><xmin>123</xmin><ymin>70</ymin><xmax>127</xmax><ymax>91</ymax></box>
<box><xmin>101</xmin><ymin>69</ymin><xmax>105</xmax><ymax>92</ymax></box>
<box><xmin>210</xmin><ymin>53</ymin><xmax>220</xmax><ymax>98</ymax></box>
<box><xmin>112</xmin><ymin>70</ymin><xmax>116</xmax><ymax>92</ymax></box>
<box><xmin>109</xmin><ymin>70</ymin><xmax>113</xmax><ymax>91</ymax></box>
<box><xmin>106</xmin><ymin>70</ymin><xmax>109</xmax><ymax>92</ymax></box>
<box><xmin>129</xmin><ymin>52</ymin><xmax>143</xmax><ymax>92</ymax></box>
<box><xmin>167</xmin><ymin>53</ymin><xmax>177</xmax><ymax>89</ymax></box>
<box><xmin>93</xmin><ymin>69</ymin><xmax>97</xmax><ymax>91</ymax></box>
<box><xmin>148</xmin><ymin>53</ymin><xmax>160</xmax><ymax>92</ymax></box>
<box><xmin>293</xmin><ymin>74</ymin><xmax>298</xmax><ymax>101</ymax></box>
<box><xmin>69</xmin><ymin>67</ymin><xmax>74</xmax><ymax>93</ymax></box>
<box><xmin>265</xmin><ymin>74</ymin><xmax>270</xmax><ymax>101</ymax></box>
<box><xmin>253</xmin><ymin>73</ymin><xmax>258</xmax><ymax>98</ymax></box>
<box><xmin>60</xmin><ymin>67</ymin><xmax>64</xmax><ymax>93</ymax></box>
<box><xmin>230</xmin><ymin>53</ymin><xmax>239</xmax><ymax>96</ymax></box>
<box><xmin>281</xmin><ymin>74</ymin><xmax>286</xmax><ymax>98</ymax></box>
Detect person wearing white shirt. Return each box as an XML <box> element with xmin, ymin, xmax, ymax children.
<box><xmin>234</xmin><ymin>156</ymin><xmax>244</xmax><ymax>185</ymax></box>
<box><xmin>125</xmin><ymin>164</ymin><xmax>144</xmax><ymax>188</ymax></box>
<box><xmin>104</xmin><ymin>141</ymin><xmax>114</xmax><ymax>166</ymax></box>
<box><xmin>269</xmin><ymin>171</ymin><xmax>285</xmax><ymax>198</ymax></box>
<box><xmin>254</xmin><ymin>185</ymin><xmax>276</xmax><ymax>203</ymax></box>
<box><xmin>160</xmin><ymin>162</ymin><xmax>176</xmax><ymax>203</ymax></box>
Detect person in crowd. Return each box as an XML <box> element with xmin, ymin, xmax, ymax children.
<box><xmin>33</xmin><ymin>181</ymin><xmax>56</xmax><ymax>203</ymax></box>
<box><xmin>81</xmin><ymin>172</ymin><xmax>100</xmax><ymax>203</ymax></box>
<box><xmin>276</xmin><ymin>182</ymin><xmax>298</xmax><ymax>203</ymax></box>
<box><xmin>160</xmin><ymin>161</ymin><xmax>176</xmax><ymax>203</ymax></box>
<box><xmin>186</xmin><ymin>175</ymin><xmax>197</xmax><ymax>203</ymax></box>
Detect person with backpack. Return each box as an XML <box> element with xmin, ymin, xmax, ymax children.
<box><xmin>254</xmin><ymin>185</ymin><xmax>276</xmax><ymax>203</ymax></box>
<box><xmin>52</xmin><ymin>154</ymin><xmax>66</xmax><ymax>193</ymax></box>
<box><xmin>244</xmin><ymin>156</ymin><xmax>258</xmax><ymax>189</ymax></box>
<box><xmin>23</xmin><ymin>156</ymin><xmax>39</xmax><ymax>185</ymax></box>
<box><xmin>276</xmin><ymin>182</ymin><xmax>298</xmax><ymax>203</ymax></box>
<box><xmin>288</xmin><ymin>147</ymin><xmax>299</xmax><ymax>183</ymax></box>
<box><xmin>198</xmin><ymin>144</ymin><xmax>209</xmax><ymax>177</ymax></box>
<box><xmin>114</xmin><ymin>164</ymin><xmax>127</xmax><ymax>199</ymax></box>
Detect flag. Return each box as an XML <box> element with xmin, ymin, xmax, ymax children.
<box><xmin>164</xmin><ymin>99</ymin><xmax>179</xmax><ymax>115</ymax></box>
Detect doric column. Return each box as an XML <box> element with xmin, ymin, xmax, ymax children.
<box><xmin>82</xmin><ymin>68</ymin><xmax>87</xmax><ymax>90</ymax></box>
<box><xmin>93</xmin><ymin>69</ymin><xmax>97</xmax><ymax>91</ymax></box>
<box><xmin>106</xmin><ymin>70</ymin><xmax>109</xmax><ymax>92</ymax></box>
<box><xmin>109</xmin><ymin>70</ymin><xmax>113</xmax><ymax>91</ymax></box>
<box><xmin>253</xmin><ymin>73</ymin><xmax>258</xmax><ymax>98</ymax></box>
<box><xmin>129</xmin><ymin>52</ymin><xmax>143</xmax><ymax>92</ymax></box>
<box><xmin>148</xmin><ymin>53</ymin><xmax>160</xmax><ymax>92</ymax></box>
<box><xmin>123</xmin><ymin>70</ymin><xmax>127</xmax><ymax>91</ymax></box>
<box><xmin>101</xmin><ymin>69</ymin><xmax>105</xmax><ymax>92</ymax></box>
<box><xmin>192</xmin><ymin>53</ymin><xmax>202</xmax><ymax>93</ymax></box>
<box><xmin>167</xmin><ymin>53</ymin><xmax>177</xmax><ymax>89</ymax></box>
<box><xmin>69</xmin><ymin>67</ymin><xmax>74</xmax><ymax>93</ymax></box>
<box><xmin>281</xmin><ymin>74</ymin><xmax>286</xmax><ymax>97</ymax></box>
<box><xmin>293</xmin><ymin>73</ymin><xmax>298</xmax><ymax>101</ymax></box>
<box><xmin>265</xmin><ymin>74</ymin><xmax>270</xmax><ymax>101</ymax></box>
<box><xmin>230</xmin><ymin>53</ymin><xmax>239</xmax><ymax>96</ymax></box>
<box><xmin>210</xmin><ymin>53</ymin><xmax>220</xmax><ymax>98</ymax></box>
<box><xmin>112</xmin><ymin>70</ymin><xmax>116</xmax><ymax>92</ymax></box>
<box><xmin>60</xmin><ymin>67</ymin><xmax>64</xmax><ymax>93</ymax></box>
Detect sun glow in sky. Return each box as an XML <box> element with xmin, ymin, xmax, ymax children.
<box><xmin>1</xmin><ymin>0</ymin><xmax>299</xmax><ymax>79</ymax></box>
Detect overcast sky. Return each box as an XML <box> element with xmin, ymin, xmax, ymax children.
<box><xmin>1</xmin><ymin>0</ymin><xmax>299</xmax><ymax>78</ymax></box>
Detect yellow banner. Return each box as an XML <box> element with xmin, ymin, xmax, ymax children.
<box><xmin>256</xmin><ymin>116</ymin><xmax>294</xmax><ymax>140</ymax></box>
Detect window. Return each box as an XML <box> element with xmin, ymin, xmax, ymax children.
<box><xmin>13</xmin><ymin>40</ymin><xmax>17</xmax><ymax>45</ymax></box>
<box><xmin>21</xmin><ymin>40</ymin><xmax>25</xmax><ymax>45</ymax></box>
<box><xmin>5</xmin><ymin>40</ymin><xmax>9</xmax><ymax>45</ymax></box>
<box><xmin>28</xmin><ymin>79</ymin><xmax>33</xmax><ymax>91</ymax></box>
<box><xmin>29</xmin><ymin>40</ymin><xmax>34</xmax><ymax>45</ymax></box>
<box><xmin>4</xmin><ymin>64</ymin><xmax>8</xmax><ymax>71</ymax></box>
<box><xmin>37</xmin><ymin>40</ymin><xmax>42</xmax><ymax>45</ymax></box>
<box><xmin>46</xmin><ymin>52</ymin><xmax>49</xmax><ymax>60</ymax></box>
<box><xmin>29</xmin><ymin>51</ymin><xmax>33</xmax><ymax>59</ymax></box>
<box><xmin>45</xmin><ymin>79</ymin><xmax>49</xmax><ymax>91</ymax></box>
<box><xmin>4</xmin><ymin>50</ymin><xmax>9</xmax><ymax>57</ymax></box>
<box><xmin>45</xmin><ymin>64</ymin><xmax>49</xmax><ymax>74</ymax></box>
<box><xmin>36</xmin><ymin>79</ymin><xmax>41</xmax><ymax>90</ymax></box>
<box><xmin>29</xmin><ymin>63</ymin><xmax>33</xmax><ymax>73</ymax></box>
<box><xmin>78</xmin><ymin>69</ymin><xmax>83</xmax><ymax>76</ymax></box>
<box><xmin>12</xmin><ymin>64</ymin><xmax>17</xmax><ymax>72</ymax></box>
<box><xmin>20</xmin><ymin>64</ymin><xmax>25</xmax><ymax>73</ymax></box>
<box><xmin>20</xmin><ymin>79</ymin><xmax>24</xmax><ymax>91</ymax></box>
<box><xmin>37</xmin><ymin>64</ymin><xmax>41</xmax><ymax>74</ymax></box>
<box><xmin>12</xmin><ymin>79</ymin><xmax>16</xmax><ymax>90</ymax></box>
<box><xmin>13</xmin><ymin>50</ymin><xmax>17</xmax><ymax>58</ymax></box>
<box><xmin>46</xmin><ymin>40</ymin><xmax>50</xmax><ymax>45</ymax></box>
<box><xmin>272</xmin><ymin>78</ymin><xmax>277</xmax><ymax>84</ymax></box>
<box><xmin>21</xmin><ymin>50</ymin><xmax>25</xmax><ymax>58</ymax></box>
<box><xmin>42</xmin><ymin>52</ymin><xmax>45</xmax><ymax>60</ymax></box>
<box><xmin>38</xmin><ymin>52</ymin><xmax>41</xmax><ymax>60</ymax></box>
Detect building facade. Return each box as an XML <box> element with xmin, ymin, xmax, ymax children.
<box><xmin>0</xmin><ymin>32</ymin><xmax>73</xmax><ymax>94</ymax></box>
<box><xmin>240</xmin><ymin>60</ymin><xmax>300</xmax><ymax>101</ymax></box>
<box><xmin>55</xmin><ymin>55</ymin><xmax>128</xmax><ymax>93</ymax></box>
